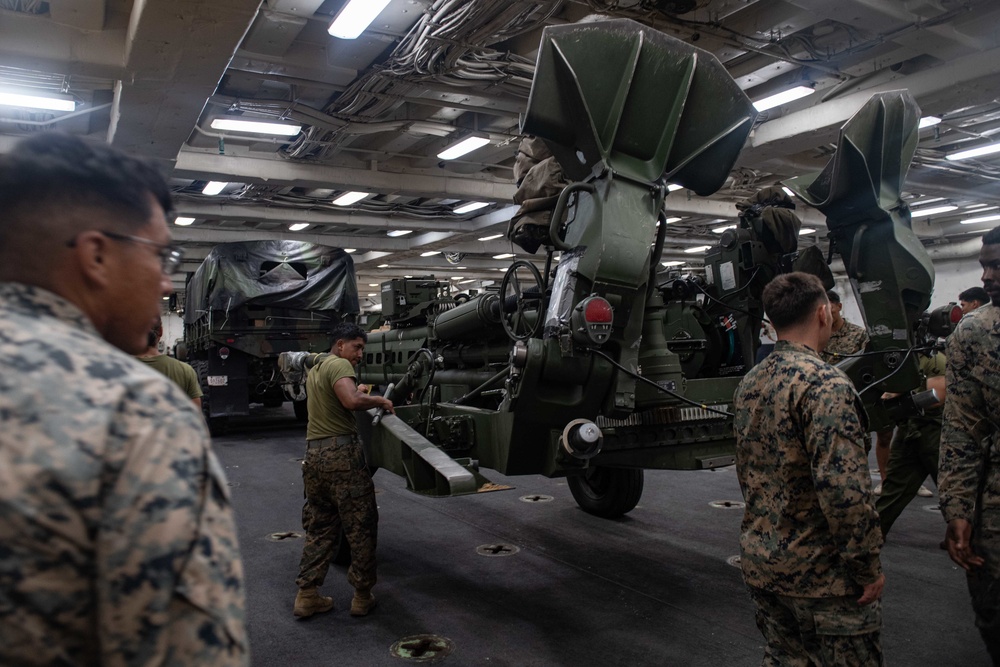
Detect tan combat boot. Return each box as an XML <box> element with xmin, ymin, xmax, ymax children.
<box><xmin>293</xmin><ymin>587</ymin><xmax>334</xmax><ymax>618</ymax></box>
<box><xmin>350</xmin><ymin>588</ymin><xmax>377</xmax><ymax>617</ymax></box>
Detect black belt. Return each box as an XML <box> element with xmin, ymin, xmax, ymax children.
<box><xmin>306</xmin><ymin>434</ymin><xmax>356</xmax><ymax>449</ymax></box>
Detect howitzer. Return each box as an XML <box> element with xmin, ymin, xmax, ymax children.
<box><xmin>279</xmin><ymin>21</ymin><xmax>937</xmax><ymax>518</ymax></box>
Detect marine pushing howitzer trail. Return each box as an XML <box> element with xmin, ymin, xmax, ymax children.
<box><xmin>280</xmin><ymin>20</ymin><xmax>941</xmax><ymax>520</ymax></box>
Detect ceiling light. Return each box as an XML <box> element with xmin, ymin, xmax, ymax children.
<box><xmin>377</xmin><ymin>263</ymin><xmax>390</xmax><ymax>268</ymax></box>
<box><xmin>781</xmin><ymin>186</ymin><xmax>795</xmax><ymax>198</ymax></box>
<box><xmin>456</xmin><ymin>266</ymin><xmax>466</xmax><ymax>269</ymax></box>
<box><xmin>459</xmin><ymin>279</ymin><xmax>476</xmax><ymax>284</ymax></box>
<box><xmin>333</xmin><ymin>191</ymin><xmax>369</xmax><ymax>206</ymax></box>
<box><xmin>683</xmin><ymin>245</ymin><xmax>712</xmax><ymax>254</ymax></box>
<box><xmin>919</xmin><ymin>116</ymin><xmax>942</xmax><ymax>129</ymax></box>
<box><xmin>328</xmin><ymin>0</ymin><xmax>391</xmax><ymax>39</ymax></box>
<box><xmin>667</xmin><ymin>184</ymin><xmax>684</xmax><ymax>192</ymax></box>
<box><xmin>404</xmin><ymin>275</ymin><xmax>412</xmax><ymax>278</ymax></box>
<box><xmin>664</xmin><ymin>217</ymin><xmax>682</xmax><ymax>224</ymax></box>
<box><xmin>965</xmin><ymin>203</ymin><xmax>993</xmax><ymax>210</ymax></box>
<box><xmin>798</xmin><ymin>228</ymin><xmax>816</xmax><ymax>235</ymax></box>
<box><xmin>202</xmin><ymin>181</ymin><xmax>228</xmax><ymax>195</ymax></box>
<box><xmin>711</xmin><ymin>225</ymin><xmax>737</xmax><ymax>234</ymax></box>
<box><xmin>210</xmin><ymin>118</ymin><xmax>302</xmax><ymax>136</ymax></box>
<box><xmin>947</xmin><ymin>142</ymin><xmax>1000</xmax><ymax>161</ymax></box>
<box><xmin>344</xmin><ymin>248</ymin><xmax>357</xmax><ymax>253</ymax></box>
<box><xmin>289</xmin><ymin>223</ymin><xmax>309</xmax><ymax>231</ymax></box>
<box><xmin>387</xmin><ymin>230</ymin><xmax>412</xmax><ymax>237</ymax></box>
<box><xmin>162</xmin><ymin>296</ymin><xmax>169</xmax><ymax>300</ymax></box>
<box><xmin>368</xmin><ymin>283</ymin><xmax>378</xmax><ymax>287</ymax></box>
<box><xmin>450</xmin><ymin>276</ymin><xmax>463</xmax><ymax>280</ymax></box>
<box><xmin>478</xmin><ymin>233</ymin><xmax>504</xmax><ymax>241</ymax></box>
<box><xmin>437</xmin><ymin>134</ymin><xmax>491</xmax><ymax>160</ymax></box>
<box><xmin>910</xmin><ymin>197</ymin><xmax>945</xmax><ymax>207</ymax></box>
<box><xmin>367</xmin><ymin>293</ymin><xmax>377</xmax><ymax>297</ymax></box>
<box><xmin>752</xmin><ymin>85</ymin><xmax>815</xmax><ymax>112</ymax></box>
<box><xmin>174</xmin><ymin>217</ymin><xmax>195</xmax><ymax>226</ymax></box>
<box><xmin>661</xmin><ymin>261</ymin><xmax>685</xmax><ymax>267</ymax></box>
<box><xmin>420</xmin><ymin>251</ymin><xmax>441</xmax><ymax>257</ymax></box>
<box><xmin>493</xmin><ymin>253</ymin><xmax>514</xmax><ymax>260</ymax></box>
<box><xmin>960</xmin><ymin>213</ymin><xmax>1000</xmax><ymax>225</ymax></box>
<box><xmin>454</xmin><ymin>201</ymin><xmax>490</xmax><ymax>214</ymax></box>
<box><xmin>0</xmin><ymin>91</ymin><xmax>75</xmax><ymax>112</ymax></box>
<box><xmin>910</xmin><ymin>205</ymin><xmax>958</xmax><ymax>218</ymax></box>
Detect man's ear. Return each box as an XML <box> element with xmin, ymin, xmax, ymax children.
<box><xmin>71</xmin><ymin>231</ymin><xmax>114</xmax><ymax>288</ymax></box>
<box><xmin>817</xmin><ymin>300</ymin><xmax>831</xmax><ymax>328</ymax></box>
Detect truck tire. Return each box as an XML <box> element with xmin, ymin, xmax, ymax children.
<box><xmin>567</xmin><ymin>466</ymin><xmax>644</xmax><ymax>518</ymax></box>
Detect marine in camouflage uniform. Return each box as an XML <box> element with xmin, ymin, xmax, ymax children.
<box><xmin>821</xmin><ymin>290</ymin><xmax>870</xmax><ymax>364</ymax></box>
<box><xmin>876</xmin><ymin>351</ymin><xmax>946</xmax><ymax>536</ymax></box>
<box><xmin>294</xmin><ymin>323</ymin><xmax>393</xmax><ymax>618</ymax></box>
<box><xmin>939</xmin><ymin>229</ymin><xmax>1000</xmax><ymax>662</ymax></box>
<box><xmin>735</xmin><ymin>273</ymin><xmax>884</xmax><ymax>666</ymax></box>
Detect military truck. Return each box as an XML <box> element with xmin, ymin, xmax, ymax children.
<box><xmin>183</xmin><ymin>240</ymin><xmax>359</xmax><ymax>432</ymax></box>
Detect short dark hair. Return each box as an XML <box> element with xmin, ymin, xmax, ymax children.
<box><xmin>764</xmin><ymin>272</ymin><xmax>828</xmax><ymax>329</ymax></box>
<box><xmin>984</xmin><ymin>226</ymin><xmax>1000</xmax><ymax>246</ymax></box>
<box><xmin>331</xmin><ymin>322</ymin><xmax>367</xmax><ymax>344</ymax></box>
<box><xmin>0</xmin><ymin>133</ymin><xmax>173</xmax><ymax>248</ymax></box>
<box><xmin>959</xmin><ymin>286</ymin><xmax>989</xmax><ymax>304</ymax></box>
<box><xmin>825</xmin><ymin>289</ymin><xmax>841</xmax><ymax>304</ymax></box>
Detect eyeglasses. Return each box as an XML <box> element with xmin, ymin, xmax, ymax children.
<box><xmin>67</xmin><ymin>230</ymin><xmax>185</xmax><ymax>275</ymax></box>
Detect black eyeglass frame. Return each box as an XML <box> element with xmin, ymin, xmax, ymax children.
<box><xmin>66</xmin><ymin>230</ymin><xmax>184</xmax><ymax>275</ymax></box>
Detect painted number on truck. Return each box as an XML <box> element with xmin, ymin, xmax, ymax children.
<box><xmin>207</xmin><ymin>375</ymin><xmax>228</xmax><ymax>387</ymax></box>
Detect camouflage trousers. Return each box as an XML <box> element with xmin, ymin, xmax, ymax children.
<box><xmin>295</xmin><ymin>437</ymin><xmax>378</xmax><ymax>592</ymax></box>
<box><xmin>747</xmin><ymin>587</ymin><xmax>883</xmax><ymax>667</ymax></box>
<box><xmin>969</xmin><ymin>501</ymin><xmax>1000</xmax><ymax>663</ymax></box>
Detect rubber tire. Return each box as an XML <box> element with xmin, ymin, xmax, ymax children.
<box><xmin>567</xmin><ymin>466</ymin><xmax>644</xmax><ymax>518</ymax></box>
<box><xmin>293</xmin><ymin>399</ymin><xmax>309</xmax><ymax>422</ymax></box>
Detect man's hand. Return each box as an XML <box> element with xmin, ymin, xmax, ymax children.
<box><xmin>357</xmin><ymin>383</ymin><xmax>371</xmax><ymax>395</ymax></box>
<box><xmin>377</xmin><ymin>397</ymin><xmax>394</xmax><ymax>414</ymax></box>
<box><xmin>857</xmin><ymin>574</ymin><xmax>885</xmax><ymax>605</ymax></box>
<box><xmin>944</xmin><ymin>519</ymin><xmax>985</xmax><ymax>571</ymax></box>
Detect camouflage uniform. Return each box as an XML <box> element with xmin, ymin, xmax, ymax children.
<box><xmin>0</xmin><ymin>283</ymin><xmax>248</xmax><ymax>666</ymax></box>
<box><xmin>735</xmin><ymin>340</ymin><xmax>884</xmax><ymax>666</ymax></box>
<box><xmin>876</xmin><ymin>352</ymin><xmax>945</xmax><ymax>537</ymax></box>
<box><xmin>939</xmin><ymin>304</ymin><xmax>1000</xmax><ymax>662</ymax></box>
<box><xmin>821</xmin><ymin>320</ymin><xmax>869</xmax><ymax>364</ymax></box>
<box><xmin>296</xmin><ymin>355</ymin><xmax>377</xmax><ymax>593</ymax></box>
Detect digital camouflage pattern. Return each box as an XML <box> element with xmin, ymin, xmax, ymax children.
<box><xmin>939</xmin><ymin>303</ymin><xmax>1000</xmax><ymax>660</ymax></box>
<box><xmin>296</xmin><ymin>437</ymin><xmax>378</xmax><ymax>592</ymax></box>
<box><xmin>821</xmin><ymin>319</ymin><xmax>870</xmax><ymax>364</ymax></box>
<box><xmin>734</xmin><ymin>340</ymin><xmax>883</xmax><ymax>597</ymax></box>
<box><xmin>876</xmin><ymin>352</ymin><xmax>945</xmax><ymax>537</ymax></box>
<box><xmin>0</xmin><ymin>283</ymin><xmax>249</xmax><ymax>666</ymax></box>
<box><xmin>748</xmin><ymin>587</ymin><xmax>883</xmax><ymax>667</ymax></box>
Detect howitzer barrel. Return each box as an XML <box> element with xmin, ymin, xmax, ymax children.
<box><xmin>431</xmin><ymin>293</ymin><xmax>501</xmax><ymax>341</ymax></box>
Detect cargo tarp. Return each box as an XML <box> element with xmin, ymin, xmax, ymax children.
<box><xmin>184</xmin><ymin>241</ymin><xmax>359</xmax><ymax>323</ymax></box>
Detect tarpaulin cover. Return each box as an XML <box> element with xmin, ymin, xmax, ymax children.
<box><xmin>184</xmin><ymin>241</ymin><xmax>359</xmax><ymax>323</ymax></box>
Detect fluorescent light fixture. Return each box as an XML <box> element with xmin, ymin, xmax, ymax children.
<box><xmin>753</xmin><ymin>86</ymin><xmax>814</xmax><ymax>112</ymax></box>
<box><xmin>450</xmin><ymin>276</ymin><xmax>463</xmax><ymax>280</ymax></box>
<box><xmin>910</xmin><ymin>205</ymin><xmax>958</xmax><ymax>218</ymax></box>
<box><xmin>459</xmin><ymin>279</ymin><xmax>476</xmax><ymax>284</ymax></box>
<box><xmin>456</xmin><ymin>266</ymin><xmax>466</xmax><ymax>269</ymax></box>
<box><xmin>333</xmin><ymin>191</ymin><xmax>369</xmax><ymax>206</ymax></box>
<box><xmin>947</xmin><ymin>142</ymin><xmax>1000</xmax><ymax>161</ymax></box>
<box><xmin>368</xmin><ymin>283</ymin><xmax>378</xmax><ymax>287</ymax></box>
<box><xmin>202</xmin><ymin>181</ymin><xmax>228</xmax><ymax>195</ymax></box>
<box><xmin>328</xmin><ymin>0</ymin><xmax>391</xmax><ymax>39</ymax></box>
<box><xmin>377</xmin><ymin>263</ymin><xmax>390</xmax><ymax>268</ymax></box>
<box><xmin>386</xmin><ymin>230</ymin><xmax>412</xmax><ymax>237</ymax></box>
<box><xmin>162</xmin><ymin>296</ymin><xmax>169</xmax><ymax>300</ymax></box>
<box><xmin>367</xmin><ymin>293</ymin><xmax>377</xmax><ymax>297</ymax></box>
<box><xmin>664</xmin><ymin>217</ymin><xmax>683</xmax><ymax>224</ymax></box>
<box><xmin>919</xmin><ymin>116</ymin><xmax>942</xmax><ymax>129</ymax></box>
<box><xmin>404</xmin><ymin>275</ymin><xmax>412</xmax><ymax>278</ymax></box>
<box><xmin>711</xmin><ymin>225</ymin><xmax>737</xmax><ymax>234</ymax></box>
<box><xmin>799</xmin><ymin>228</ymin><xmax>816</xmax><ymax>235</ymax></box>
<box><xmin>0</xmin><ymin>91</ymin><xmax>75</xmax><ymax>112</ymax></box>
<box><xmin>210</xmin><ymin>118</ymin><xmax>302</xmax><ymax>136</ymax></box>
<box><xmin>667</xmin><ymin>183</ymin><xmax>684</xmax><ymax>192</ymax></box>
<box><xmin>965</xmin><ymin>203</ymin><xmax>993</xmax><ymax>210</ymax></box>
<box><xmin>960</xmin><ymin>213</ymin><xmax>1000</xmax><ymax>225</ymax></box>
<box><xmin>174</xmin><ymin>217</ymin><xmax>195</xmax><ymax>226</ymax></box>
<box><xmin>437</xmin><ymin>134</ymin><xmax>491</xmax><ymax>160</ymax></box>
<box><xmin>288</xmin><ymin>223</ymin><xmax>309</xmax><ymax>231</ymax></box>
<box><xmin>493</xmin><ymin>253</ymin><xmax>515</xmax><ymax>260</ymax></box>
<box><xmin>454</xmin><ymin>201</ymin><xmax>489</xmax><ymax>214</ymax></box>
<box><xmin>910</xmin><ymin>197</ymin><xmax>945</xmax><ymax>207</ymax></box>
<box><xmin>344</xmin><ymin>248</ymin><xmax>357</xmax><ymax>253</ymax></box>
<box><xmin>420</xmin><ymin>251</ymin><xmax>441</xmax><ymax>257</ymax></box>
<box><xmin>781</xmin><ymin>186</ymin><xmax>796</xmax><ymax>198</ymax></box>
<box><xmin>683</xmin><ymin>245</ymin><xmax>712</xmax><ymax>254</ymax></box>
<box><xmin>661</xmin><ymin>261</ymin><xmax>685</xmax><ymax>267</ymax></box>
<box><xmin>478</xmin><ymin>233</ymin><xmax>504</xmax><ymax>241</ymax></box>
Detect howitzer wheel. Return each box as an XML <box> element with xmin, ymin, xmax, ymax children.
<box><xmin>567</xmin><ymin>466</ymin><xmax>644</xmax><ymax>518</ymax></box>
<box><xmin>500</xmin><ymin>260</ymin><xmax>544</xmax><ymax>341</ymax></box>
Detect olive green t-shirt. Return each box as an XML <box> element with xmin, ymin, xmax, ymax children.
<box><xmin>305</xmin><ymin>355</ymin><xmax>358</xmax><ymax>440</ymax></box>
<box><xmin>136</xmin><ymin>355</ymin><xmax>203</xmax><ymax>400</ymax></box>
